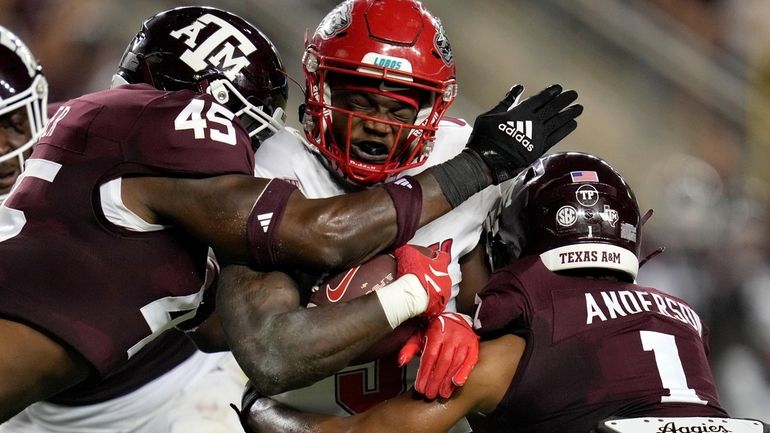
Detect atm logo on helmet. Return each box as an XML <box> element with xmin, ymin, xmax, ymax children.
<box><xmin>170</xmin><ymin>13</ymin><xmax>256</xmax><ymax>81</ymax></box>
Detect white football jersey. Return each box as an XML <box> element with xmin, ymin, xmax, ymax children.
<box><xmin>253</xmin><ymin>118</ymin><xmax>501</xmax><ymax>433</ymax></box>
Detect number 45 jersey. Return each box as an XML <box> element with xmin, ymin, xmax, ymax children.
<box><xmin>0</xmin><ymin>84</ymin><xmax>254</xmax><ymax>376</ymax></box>
<box><xmin>473</xmin><ymin>255</ymin><xmax>727</xmax><ymax>433</ymax></box>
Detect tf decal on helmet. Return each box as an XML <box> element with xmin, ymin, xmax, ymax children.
<box><xmin>169</xmin><ymin>13</ymin><xmax>256</xmax><ymax>81</ymax></box>
<box><xmin>576</xmin><ymin>184</ymin><xmax>599</xmax><ymax>206</ymax></box>
<box><xmin>315</xmin><ymin>0</ymin><xmax>353</xmax><ymax>40</ymax></box>
<box><xmin>432</xmin><ymin>17</ymin><xmax>453</xmax><ymax>66</ymax></box>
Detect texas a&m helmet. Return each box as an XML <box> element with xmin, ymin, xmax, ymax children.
<box><xmin>113</xmin><ymin>6</ymin><xmax>288</xmax><ymax>147</ymax></box>
<box><xmin>486</xmin><ymin>152</ymin><xmax>642</xmax><ymax>280</ymax></box>
<box><xmin>0</xmin><ymin>25</ymin><xmax>48</xmax><ymax>190</ymax></box>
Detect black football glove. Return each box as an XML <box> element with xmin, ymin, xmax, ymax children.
<box><xmin>467</xmin><ymin>84</ymin><xmax>583</xmax><ymax>184</ymax></box>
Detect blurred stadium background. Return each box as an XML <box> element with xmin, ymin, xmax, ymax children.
<box><xmin>1</xmin><ymin>0</ymin><xmax>768</xmax><ymax>421</ymax></box>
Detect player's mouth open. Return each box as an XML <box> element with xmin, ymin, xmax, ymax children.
<box><xmin>351</xmin><ymin>141</ymin><xmax>389</xmax><ymax>163</ymax></box>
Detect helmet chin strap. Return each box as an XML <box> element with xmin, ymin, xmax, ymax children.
<box><xmin>640</xmin><ymin>208</ymin><xmax>654</xmax><ymax>226</ymax></box>
<box><xmin>639</xmin><ymin>246</ymin><xmax>666</xmax><ymax>268</ymax></box>
<box><xmin>638</xmin><ymin>208</ymin><xmax>665</xmax><ymax>268</ymax></box>
<box><xmin>131</xmin><ymin>53</ymin><xmax>157</xmax><ymax>89</ymax></box>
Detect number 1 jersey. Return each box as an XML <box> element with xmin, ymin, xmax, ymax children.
<box><xmin>474</xmin><ymin>255</ymin><xmax>727</xmax><ymax>433</ymax></box>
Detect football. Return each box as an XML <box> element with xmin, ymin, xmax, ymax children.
<box><xmin>308</xmin><ymin>247</ymin><xmax>432</xmax><ymax>364</ymax></box>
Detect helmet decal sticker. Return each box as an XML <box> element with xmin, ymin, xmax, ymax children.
<box><xmin>598</xmin><ymin>205</ymin><xmax>619</xmax><ymax>227</ymax></box>
<box><xmin>621</xmin><ymin>222</ymin><xmax>637</xmax><ymax>242</ymax></box>
<box><xmin>358</xmin><ymin>52</ymin><xmax>414</xmax><ymax>79</ymax></box>
<box><xmin>433</xmin><ymin>18</ymin><xmax>453</xmax><ymax>66</ymax></box>
<box><xmin>570</xmin><ymin>170</ymin><xmax>598</xmax><ymax>183</ymax></box>
<box><xmin>170</xmin><ymin>13</ymin><xmax>256</xmax><ymax>81</ymax></box>
<box><xmin>315</xmin><ymin>0</ymin><xmax>353</xmax><ymax>40</ymax></box>
<box><xmin>556</xmin><ymin>205</ymin><xmax>578</xmax><ymax>227</ymax></box>
<box><xmin>575</xmin><ymin>184</ymin><xmax>599</xmax><ymax>207</ymax></box>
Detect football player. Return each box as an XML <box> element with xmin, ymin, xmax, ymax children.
<box><xmin>0</xmin><ymin>23</ymin><xmax>256</xmax><ymax>433</ymax></box>
<box><xmin>239</xmin><ymin>152</ymin><xmax>747</xmax><ymax>433</ymax></box>
<box><xmin>0</xmin><ymin>25</ymin><xmax>46</xmax><ymax>202</ymax></box>
<box><xmin>219</xmin><ymin>1</ymin><xmax>581</xmax><ymax>431</ymax></box>
<box><xmin>0</xmin><ymin>4</ymin><xmax>575</xmax><ymax>423</ymax></box>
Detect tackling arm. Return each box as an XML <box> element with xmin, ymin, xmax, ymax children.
<box><xmin>243</xmin><ymin>335</ymin><xmax>525</xmax><ymax>433</ymax></box>
<box><xmin>122</xmin><ymin>84</ymin><xmax>581</xmax><ymax>272</ymax></box>
<box><xmin>215</xmin><ymin>265</ymin><xmax>395</xmax><ymax>395</ymax></box>
<box><xmin>124</xmin><ymin>171</ymin><xmax>452</xmax><ymax>272</ymax></box>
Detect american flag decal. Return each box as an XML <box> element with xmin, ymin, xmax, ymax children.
<box><xmin>570</xmin><ymin>171</ymin><xmax>599</xmax><ymax>183</ymax></box>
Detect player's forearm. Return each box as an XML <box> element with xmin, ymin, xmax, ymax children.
<box><xmin>273</xmin><ymin>169</ymin><xmax>486</xmax><ymax>273</ymax></box>
<box><xmin>230</xmin><ymin>299</ymin><xmax>392</xmax><ymax>396</ymax></box>
<box><xmin>245</xmin><ymin>396</ymin><xmax>352</xmax><ymax>433</ymax></box>
<box><xmin>247</xmin><ymin>392</ymin><xmax>463</xmax><ymax>433</ymax></box>
<box><xmin>216</xmin><ymin>267</ymin><xmax>392</xmax><ymax>395</ymax></box>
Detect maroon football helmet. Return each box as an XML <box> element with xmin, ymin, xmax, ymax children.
<box><xmin>0</xmin><ymin>24</ymin><xmax>48</xmax><ymax>200</ymax></box>
<box><xmin>486</xmin><ymin>152</ymin><xmax>642</xmax><ymax>280</ymax></box>
<box><xmin>113</xmin><ymin>6</ymin><xmax>288</xmax><ymax>147</ymax></box>
<box><xmin>302</xmin><ymin>0</ymin><xmax>457</xmax><ymax>185</ymax></box>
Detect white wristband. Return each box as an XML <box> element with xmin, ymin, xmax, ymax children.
<box><xmin>374</xmin><ymin>274</ymin><xmax>429</xmax><ymax>329</ymax></box>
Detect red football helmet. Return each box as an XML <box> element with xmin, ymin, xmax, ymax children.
<box><xmin>302</xmin><ymin>0</ymin><xmax>457</xmax><ymax>185</ymax></box>
<box><xmin>486</xmin><ymin>152</ymin><xmax>642</xmax><ymax>280</ymax></box>
<box><xmin>113</xmin><ymin>6</ymin><xmax>288</xmax><ymax>148</ymax></box>
<box><xmin>0</xmin><ymin>25</ymin><xmax>48</xmax><ymax>200</ymax></box>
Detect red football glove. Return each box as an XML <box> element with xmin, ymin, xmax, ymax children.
<box><xmin>398</xmin><ymin>312</ymin><xmax>480</xmax><ymax>399</ymax></box>
<box><xmin>394</xmin><ymin>245</ymin><xmax>452</xmax><ymax>318</ymax></box>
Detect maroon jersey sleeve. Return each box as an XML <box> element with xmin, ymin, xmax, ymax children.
<box><xmin>474</xmin><ymin>256</ymin><xmax>727</xmax><ymax>433</ymax></box>
<box><xmin>0</xmin><ymin>85</ymin><xmax>248</xmax><ymax>376</ymax></box>
<box><xmin>43</xmin><ymin>83</ymin><xmax>255</xmax><ymax>179</ymax></box>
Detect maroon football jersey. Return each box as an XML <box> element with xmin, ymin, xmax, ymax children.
<box><xmin>0</xmin><ymin>84</ymin><xmax>253</xmax><ymax>375</ymax></box>
<box><xmin>474</xmin><ymin>256</ymin><xmax>727</xmax><ymax>433</ymax></box>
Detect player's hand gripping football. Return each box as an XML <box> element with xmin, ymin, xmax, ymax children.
<box><xmin>394</xmin><ymin>245</ymin><xmax>451</xmax><ymax>319</ymax></box>
<box><xmin>467</xmin><ymin>84</ymin><xmax>583</xmax><ymax>183</ymax></box>
<box><xmin>398</xmin><ymin>312</ymin><xmax>480</xmax><ymax>399</ymax></box>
